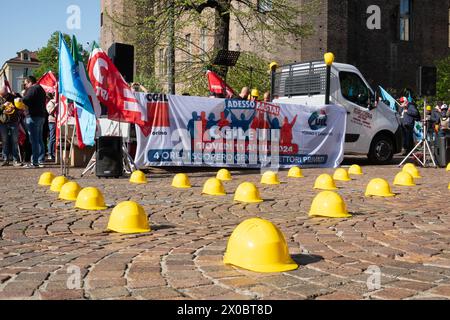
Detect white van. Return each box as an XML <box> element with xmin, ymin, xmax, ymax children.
<box><xmin>272</xmin><ymin>61</ymin><xmax>403</xmax><ymax>164</ymax></box>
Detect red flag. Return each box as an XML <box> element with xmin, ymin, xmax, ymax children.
<box><xmin>2</xmin><ymin>72</ymin><xmax>12</xmax><ymax>93</ymax></box>
<box><xmin>206</xmin><ymin>70</ymin><xmax>236</xmax><ymax>98</ymax></box>
<box><xmin>88</xmin><ymin>46</ymin><xmax>148</xmax><ymax>127</ymax></box>
<box><xmin>37</xmin><ymin>71</ymin><xmax>57</xmax><ymax>94</ymax></box>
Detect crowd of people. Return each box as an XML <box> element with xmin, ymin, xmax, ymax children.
<box><xmin>0</xmin><ymin>76</ymin><xmax>57</xmax><ymax>168</ymax></box>
<box><xmin>397</xmin><ymin>96</ymin><xmax>450</xmax><ymax>156</ymax></box>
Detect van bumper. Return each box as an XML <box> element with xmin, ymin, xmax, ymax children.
<box><xmin>394</xmin><ymin>127</ymin><xmax>403</xmax><ymax>154</ymax></box>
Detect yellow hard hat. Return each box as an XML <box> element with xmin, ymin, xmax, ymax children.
<box><xmin>402</xmin><ymin>165</ymin><xmax>422</xmax><ymax>179</ymax></box>
<box><xmin>348</xmin><ymin>164</ymin><xmax>363</xmax><ymax>176</ymax></box>
<box><xmin>234</xmin><ymin>182</ymin><xmax>263</xmax><ymax>203</ymax></box>
<box><xmin>107</xmin><ymin>201</ymin><xmax>151</xmax><ymax>234</ymax></box>
<box><xmin>223</xmin><ymin>218</ymin><xmax>299</xmax><ymax>273</ymax></box>
<box><xmin>288</xmin><ymin>166</ymin><xmax>304</xmax><ymax>178</ymax></box>
<box><xmin>426</xmin><ymin>105</ymin><xmax>432</xmax><ymax>111</ymax></box>
<box><xmin>403</xmin><ymin>163</ymin><xmax>416</xmax><ymax>170</ymax></box>
<box><xmin>251</xmin><ymin>89</ymin><xmax>259</xmax><ymax>98</ymax></box>
<box><xmin>59</xmin><ymin>182</ymin><xmax>82</xmax><ymax>201</ymax></box>
<box><xmin>38</xmin><ymin>172</ymin><xmax>55</xmax><ymax>186</ymax></box>
<box><xmin>2</xmin><ymin>102</ymin><xmax>15</xmax><ymax>115</ymax></box>
<box><xmin>393</xmin><ymin>171</ymin><xmax>416</xmax><ymax>187</ymax></box>
<box><xmin>261</xmin><ymin>171</ymin><xmax>280</xmax><ymax>185</ymax></box>
<box><xmin>14</xmin><ymin>98</ymin><xmax>26</xmax><ymax>110</ymax></box>
<box><xmin>365</xmin><ymin>178</ymin><xmax>395</xmax><ymax>197</ymax></box>
<box><xmin>216</xmin><ymin>169</ymin><xmax>232</xmax><ymax>181</ymax></box>
<box><xmin>130</xmin><ymin>170</ymin><xmax>148</xmax><ymax>184</ymax></box>
<box><xmin>269</xmin><ymin>61</ymin><xmax>279</xmax><ymax>71</ymax></box>
<box><xmin>50</xmin><ymin>176</ymin><xmax>69</xmax><ymax>193</ymax></box>
<box><xmin>172</xmin><ymin>173</ymin><xmax>192</xmax><ymax>188</ymax></box>
<box><xmin>314</xmin><ymin>174</ymin><xmax>338</xmax><ymax>191</ymax></box>
<box><xmin>202</xmin><ymin>178</ymin><xmax>226</xmax><ymax>196</ymax></box>
<box><xmin>75</xmin><ymin>187</ymin><xmax>107</xmax><ymax>211</ymax></box>
<box><xmin>447</xmin><ymin>163</ymin><xmax>450</xmax><ymax>171</ymax></box>
<box><xmin>309</xmin><ymin>191</ymin><xmax>352</xmax><ymax>218</ymax></box>
<box><xmin>333</xmin><ymin>168</ymin><xmax>351</xmax><ymax>182</ymax></box>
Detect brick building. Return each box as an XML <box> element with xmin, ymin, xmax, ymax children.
<box><xmin>100</xmin><ymin>0</ymin><xmax>450</xmax><ymax>94</ymax></box>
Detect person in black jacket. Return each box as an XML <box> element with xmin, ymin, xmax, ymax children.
<box><xmin>21</xmin><ymin>76</ymin><xmax>47</xmax><ymax>168</ymax></box>
<box><xmin>0</xmin><ymin>87</ymin><xmax>21</xmax><ymax>166</ymax></box>
<box><xmin>399</xmin><ymin>96</ymin><xmax>420</xmax><ymax>155</ymax></box>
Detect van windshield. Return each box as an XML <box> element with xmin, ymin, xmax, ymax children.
<box><xmin>339</xmin><ymin>71</ymin><xmax>370</xmax><ymax>108</ymax></box>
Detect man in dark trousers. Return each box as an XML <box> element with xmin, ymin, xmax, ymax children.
<box><xmin>21</xmin><ymin>76</ymin><xmax>47</xmax><ymax>168</ymax></box>
<box><xmin>399</xmin><ymin>96</ymin><xmax>420</xmax><ymax>156</ymax></box>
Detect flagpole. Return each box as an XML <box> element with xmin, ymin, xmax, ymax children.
<box><xmin>67</xmin><ymin>119</ymin><xmax>76</xmax><ymax>177</ymax></box>
<box><xmin>59</xmin><ymin>99</ymin><xmax>63</xmax><ymax>175</ymax></box>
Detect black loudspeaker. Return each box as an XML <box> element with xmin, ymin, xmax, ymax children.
<box><xmin>108</xmin><ymin>43</ymin><xmax>135</xmax><ymax>83</ymax></box>
<box><xmin>418</xmin><ymin>66</ymin><xmax>437</xmax><ymax>97</ymax></box>
<box><xmin>96</xmin><ymin>136</ymin><xmax>124</xmax><ymax>178</ymax></box>
<box><xmin>434</xmin><ymin>136</ymin><xmax>450</xmax><ymax>167</ymax></box>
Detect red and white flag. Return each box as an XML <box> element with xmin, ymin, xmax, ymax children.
<box><xmin>87</xmin><ymin>44</ymin><xmax>149</xmax><ymax>128</ymax></box>
<box><xmin>206</xmin><ymin>70</ymin><xmax>236</xmax><ymax>98</ymax></box>
<box><xmin>37</xmin><ymin>71</ymin><xmax>57</xmax><ymax>94</ymax></box>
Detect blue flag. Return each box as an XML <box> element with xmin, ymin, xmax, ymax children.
<box><xmin>58</xmin><ymin>33</ymin><xmax>96</xmax><ymax>147</ymax></box>
<box><xmin>379</xmin><ymin>86</ymin><xmax>397</xmax><ymax>111</ymax></box>
<box><xmin>408</xmin><ymin>92</ymin><xmax>413</xmax><ymax>103</ymax></box>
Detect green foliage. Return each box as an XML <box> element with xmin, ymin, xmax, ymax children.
<box><xmin>33</xmin><ymin>31</ymin><xmax>89</xmax><ymax>79</ymax></box>
<box><xmin>436</xmin><ymin>55</ymin><xmax>450</xmax><ymax>103</ymax></box>
<box><xmin>108</xmin><ymin>0</ymin><xmax>319</xmax><ymax>95</ymax></box>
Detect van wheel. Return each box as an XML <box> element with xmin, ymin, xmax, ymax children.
<box><xmin>368</xmin><ymin>134</ymin><xmax>394</xmax><ymax>165</ymax></box>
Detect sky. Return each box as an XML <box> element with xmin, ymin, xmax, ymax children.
<box><xmin>0</xmin><ymin>0</ymin><xmax>100</xmax><ymax>65</ymax></box>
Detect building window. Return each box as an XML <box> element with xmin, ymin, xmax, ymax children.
<box><xmin>22</xmin><ymin>53</ymin><xmax>29</xmax><ymax>61</ymax></box>
<box><xmin>185</xmin><ymin>33</ymin><xmax>192</xmax><ymax>64</ymax></box>
<box><xmin>399</xmin><ymin>0</ymin><xmax>412</xmax><ymax>41</ymax></box>
<box><xmin>258</xmin><ymin>0</ymin><xmax>273</xmax><ymax>13</ymax></box>
<box><xmin>200</xmin><ymin>28</ymin><xmax>207</xmax><ymax>54</ymax></box>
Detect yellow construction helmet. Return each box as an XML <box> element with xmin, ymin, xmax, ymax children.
<box><xmin>234</xmin><ymin>182</ymin><xmax>263</xmax><ymax>203</ymax></box>
<box><xmin>75</xmin><ymin>187</ymin><xmax>108</xmax><ymax>211</ymax></box>
<box><xmin>130</xmin><ymin>170</ymin><xmax>148</xmax><ymax>184</ymax></box>
<box><xmin>288</xmin><ymin>166</ymin><xmax>304</xmax><ymax>178</ymax></box>
<box><xmin>402</xmin><ymin>165</ymin><xmax>422</xmax><ymax>179</ymax></box>
<box><xmin>59</xmin><ymin>182</ymin><xmax>82</xmax><ymax>201</ymax></box>
<box><xmin>38</xmin><ymin>172</ymin><xmax>55</xmax><ymax>186</ymax></box>
<box><xmin>333</xmin><ymin>168</ymin><xmax>351</xmax><ymax>182</ymax></box>
<box><xmin>261</xmin><ymin>171</ymin><xmax>281</xmax><ymax>185</ymax></box>
<box><xmin>365</xmin><ymin>178</ymin><xmax>395</xmax><ymax>197</ymax></box>
<box><xmin>216</xmin><ymin>169</ymin><xmax>232</xmax><ymax>181</ymax></box>
<box><xmin>14</xmin><ymin>98</ymin><xmax>27</xmax><ymax>110</ymax></box>
<box><xmin>202</xmin><ymin>178</ymin><xmax>226</xmax><ymax>196</ymax></box>
<box><xmin>223</xmin><ymin>218</ymin><xmax>298</xmax><ymax>273</ymax></box>
<box><xmin>107</xmin><ymin>201</ymin><xmax>151</xmax><ymax>234</ymax></box>
<box><xmin>269</xmin><ymin>61</ymin><xmax>279</xmax><ymax>71</ymax></box>
<box><xmin>348</xmin><ymin>165</ymin><xmax>363</xmax><ymax>176</ymax></box>
<box><xmin>393</xmin><ymin>171</ymin><xmax>416</xmax><ymax>187</ymax></box>
<box><xmin>251</xmin><ymin>89</ymin><xmax>259</xmax><ymax>98</ymax></box>
<box><xmin>309</xmin><ymin>191</ymin><xmax>352</xmax><ymax>218</ymax></box>
<box><xmin>314</xmin><ymin>174</ymin><xmax>338</xmax><ymax>191</ymax></box>
<box><xmin>172</xmin><ymin>173</ymin><xmax>192</xmax><ymax>188</ymax></box>
<box><xmin>50</xmin><ymin>176</ymin><xmax>69</xmax><ymax>193</ymax></box>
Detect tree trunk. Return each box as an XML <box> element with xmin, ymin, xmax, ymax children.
<box><xmin>214</xmin><ymin>7</ymin><xmax>231</xmax><ymax>79</ymax></box>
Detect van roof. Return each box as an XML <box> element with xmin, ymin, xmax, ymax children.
<box><xmin>280</xmin><ymin>61</ymin><xmax>358</xmax><ymax>73</ymax></box>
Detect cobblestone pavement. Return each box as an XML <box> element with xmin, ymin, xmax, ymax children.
<box><xmin>0</xmin><ymin>160</ymin><xmax>449</xmax><ymax>300</ymax></box>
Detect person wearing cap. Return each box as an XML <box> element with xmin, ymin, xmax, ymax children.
<box><xmin>250</xmin><ymin>89</ymin><xmax>259</xmax><ymax>102</ymax></box>
<box><xmin>399</xmin><ymin>96</ymin><xmax>420</xmax><ymax>155</ymax></box>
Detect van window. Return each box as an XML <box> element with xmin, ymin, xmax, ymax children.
<box><xmin>339</xmin><ymin>72</ymin><xmax>370</xmax><ymax>108</ymax></box>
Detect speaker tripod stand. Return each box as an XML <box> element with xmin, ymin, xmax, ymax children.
<box><xmin>399</xmin><ymin>99</ymin><xmax>437</xmax><ymax>168</ymax></box>
<box><xmin>81</xmin><ymin>142</ymin><xmax>138</xmax><ymax>178</ymax></box>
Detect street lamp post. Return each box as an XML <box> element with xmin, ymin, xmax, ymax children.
<box><xmin>269</xmin><ymin>61</ymin><xmax>278</xmax><ymax>102</ymax></box>
<box><xmin>324</xmin><ymin>52</ymin><xmax>335</xmax><ymax>105</ymax></box>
